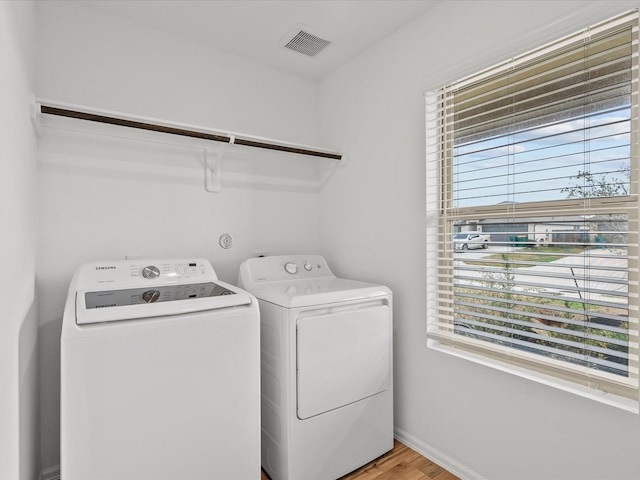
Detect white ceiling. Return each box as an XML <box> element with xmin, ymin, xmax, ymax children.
<box><xmin>75</xmin><ymin>0</ymin><xmax>440</xmax><ymax>80</ymax></box>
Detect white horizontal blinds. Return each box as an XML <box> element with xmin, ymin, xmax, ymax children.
<box><xmin>425</xmin><ymin>89</ymin><xmax>443</xmax><ymax>337</ymax></box>
<box><xmin>427</xmin><ymin>10</ymin><xmax>640</xmax><ymax>400</ymax></box>
<box><xmin>452</xmin><ymin>23</ymin><xmax>634</xmax><ymax>208</ymax></box>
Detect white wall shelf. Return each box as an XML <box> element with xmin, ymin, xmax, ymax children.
<box><xmin>30</xmin><ymin>96</ymin><xmax>342</xmax><ymax>192</ymax></box>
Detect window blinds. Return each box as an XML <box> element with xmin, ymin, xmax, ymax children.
<box><xmin>426</xmin><ymin>10</ymin><xmax>640</xmax><ymax>401</ymax></box>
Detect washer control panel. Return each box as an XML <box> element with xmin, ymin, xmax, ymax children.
<box><xmin>131</xmin><ymin>261</ymin><xmax>208</xmax><ymax>281</ymax></box>
<box><xmin>76</xmin><ymin>258</ymin><xmax>217</xmax><ymax>290</ymax></box>
<box><xmin>73</xmin><ymin>258</ymin><xmax>255</xmax><ymax>325</ymax></box>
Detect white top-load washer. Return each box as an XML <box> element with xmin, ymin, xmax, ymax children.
<box><xmin>61</xmin><ymin>258</ymin><xmax>260</xmax><ymax>480</ymax></box>
<box><xmin>238</xmin><ymin>255</ymin><xmax>393</xmax><ymax>480</ymax></box>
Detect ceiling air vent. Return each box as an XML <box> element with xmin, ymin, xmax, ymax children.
<box><xmin>281</xmin><ymin>25</ymin><xmax>335</xmax><ymax>58</ymax></box>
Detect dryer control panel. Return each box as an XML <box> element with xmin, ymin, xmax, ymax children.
<box><xmin>238</xmin><ymin>255</ymin><xmax>334</xmax><ymax>287</ymax></box>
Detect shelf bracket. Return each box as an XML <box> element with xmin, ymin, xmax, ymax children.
<box><xmin>204</xmin><ymin>148</ymin><xmax>222</xmax><ymax>192</ymax></box>
<box><xmin>30</xmin><ymin>94</ymin><xmax>42</xmax><ymax>135</ymax></box>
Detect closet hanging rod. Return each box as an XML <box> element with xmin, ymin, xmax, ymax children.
<box><xmin>35</xmin><ymin>100</ymin><xmax>342</xmax><ymax>160</ymax></box>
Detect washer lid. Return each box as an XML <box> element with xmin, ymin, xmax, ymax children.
<box><xmin>249</xmin><ymin>277</ymin><xmax>390</xmax><ymax>308</ymax></box>
<box><xmin>76</xmin><ymin>281</ymin><xmax>252</xmax><ymax>325</ymax></box>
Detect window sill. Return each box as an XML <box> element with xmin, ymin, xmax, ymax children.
<box><xmin>428</xmin><ymin>339</ymin><xmax>639</xmax><ymax>414</ymax></box>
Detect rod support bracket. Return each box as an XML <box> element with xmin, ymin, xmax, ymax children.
<box><xmin>30</xmin><ymin>94</ymin><xmax>42</xmax><ymax>135</ymax></box>
<box><xmin>204</xmin><ymin>148</ymin><xmax>222</xmax><ymax>192</ymax></box>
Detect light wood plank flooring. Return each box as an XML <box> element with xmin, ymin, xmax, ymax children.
<box><xmin>260</xmin><ymin>439</ymin><xmax>459</xmax><ymax>480</ymax></box>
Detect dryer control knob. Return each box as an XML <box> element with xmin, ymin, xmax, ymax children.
<box><xmin>285</xmin><ymin>262</ymin><xmax>298</xmax><ymax>274</ymax></box>
<box><xmin>142</xmin><ymin>265</ymin><xmax>160</xmax><ymax>279</ymax></box>
<box><xmin>303</xmin><ymin>262</ymin><xmax>312</xmax><ymax>271</ymax></box>
<box><xmin>142</xmin><ymin>290</ymin><xmax>160</xmax><ymax>303</ymax></box>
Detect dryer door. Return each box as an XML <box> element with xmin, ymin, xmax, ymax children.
<box><xmin>296</xmin><ymin>302</ymin><xmax>390</xmax><ymax>420</ymax></box>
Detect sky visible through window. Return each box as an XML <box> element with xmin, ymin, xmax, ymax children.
<box><xmin>453</xmin><ymin>104</ymin><xmax>631</xmax><ymax>208</ymax></box>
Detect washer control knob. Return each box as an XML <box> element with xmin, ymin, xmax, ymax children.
<box><xmin>142</xmin><ymin>290</ymin><xmax>160</xmax><ymax>303</ymax></box>
<box><xmin>142</xmin><ymin>265</ymin><xmax>160</xmax><ymax>279</ymax></box>
<box><xmin>284</xmin><ymin>262</ymin><xmax>298</xmax><ymax>274</ymax></box>
<box><xmin>303</xmin><ymin>262</ymin><xmax>312</xmax><ymax>271</ymax></box>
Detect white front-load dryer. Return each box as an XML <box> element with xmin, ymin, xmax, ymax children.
<box><xmin>61</xmin><ymin>258</ymin><xmax>261</xmax><ymax>479</ymax></box>
<box><xmin>238</xmin><ymin>255</ymin><xmax>393</xmax><ymax>480</ymax></box>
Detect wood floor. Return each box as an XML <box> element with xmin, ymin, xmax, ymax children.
<box><xmin>260</xmin><ymin>439</ymin><xmax>459</xmax><ymax>480</ymax></box>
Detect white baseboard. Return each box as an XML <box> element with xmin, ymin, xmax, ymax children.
<box><xmin>40</xmin><ymin>434</ymin><xmax>478</xmax><ymax>480</ymax></box>
<box><xmin>39</xmin><ymin>465</ymin><xmax>60</xmax><ymax>480</ymax></box>
<box><xmin>394</xmin><ymin>427</ymin><xmax>487</xmax><ymax>480</ymax></box>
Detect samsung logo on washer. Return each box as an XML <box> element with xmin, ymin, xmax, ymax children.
<box><xmin>95</xmin><ymin>266</ymin><xmax>116</xmax><ymax>270</ymax></box>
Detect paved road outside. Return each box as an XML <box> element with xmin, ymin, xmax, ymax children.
<box><xmin>454</xmin><ymin>246</ymin><xmax>627</xmax><ymax>305</ymax></box>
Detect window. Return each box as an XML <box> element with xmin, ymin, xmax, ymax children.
<box><xmin>426</xmin><ymin>10</ymin><xmax>639</xmax><ymax>407</ymax></box>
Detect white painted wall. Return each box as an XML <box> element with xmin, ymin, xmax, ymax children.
<box><xmin>36</xmin><ymin>2</ymin><xmax>327</xmax><ymax>471</ymax></box>
<box><xmin>319</xmin><ymin>1</ymin><xmax>640</xmax><ymax>479</ymax></box>
<box><xmin>30</xmin><ymin>0</ymin><xmax>640</xmax><ymax>477</ymax></box>
<box><xmin>0</xmin><ymin>1</ymin><xmax>39</xmax><ymax>479</ymax></box>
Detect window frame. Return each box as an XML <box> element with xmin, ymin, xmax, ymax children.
<box><xmin>426</xmin><ymin>9</ymin><xmax>640</xmax><ymax>412</ymax></box>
